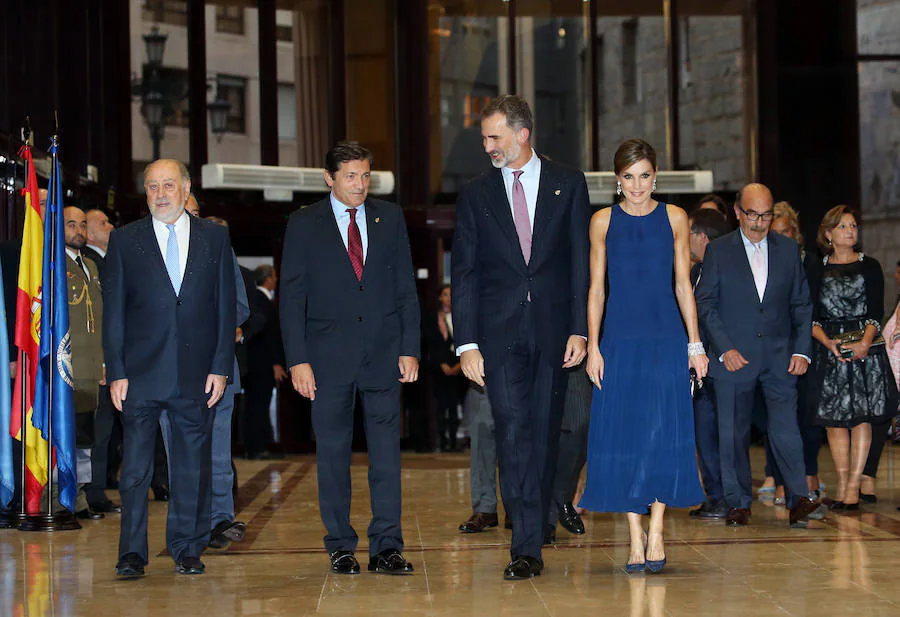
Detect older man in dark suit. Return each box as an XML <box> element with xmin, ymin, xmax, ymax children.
<box><xmin>695</xmin><ymin>183</ymin><xmax>818</xmax><ymax>528</ymax></box>
<box><xmin>280</xmin><ymin>142</ymin><xmax>420</xmax><ymax>576</ymax></box>
<box><xmin>104</xmin><ymin>158</ymin><xmax>236</xmax><ymax>577</ymax></box>
<box><xmin>452</xmin><ymin>95</ymin><xmax>591</xmax><ymax>580</ymax></box>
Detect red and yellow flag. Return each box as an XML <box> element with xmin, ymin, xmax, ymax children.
<box><xmin>10</xmin><ymin>144</ymin><xmax>49</xmax><ymax>513</ymax></box>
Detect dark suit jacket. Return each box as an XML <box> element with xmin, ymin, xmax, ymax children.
<box><xmin>247</xmin><ymin>287</ymin><xmax>284</xmax><ymax>384</ymax></box>
<box><xmin>82</xmin><ymin>245</ymin><xmax>106</xmax><ymax>280</ymax></box>
<box><xmin>451</xmin><ymin>157</ymin><xmax>591</xmax><ymax>367</ymax></box>
<box><xmin>279</xmin><ymin>197</ymin><xmax>420</xmax><ymax>387</ymax></box>
<box><xmin>695</xmin><ymin>230</ymin><xmax>813</xmax><ymax>382</ymax></box>
<box><xmin>102</xmin><ymin>215</ymin><xmax>237</xmax><ymax>401</ymax></box>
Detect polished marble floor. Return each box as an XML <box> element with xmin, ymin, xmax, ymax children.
<box><xmin>3</xmin><ymin>446</ymin><xmax>900</xmax><ymax>616</ymax></box>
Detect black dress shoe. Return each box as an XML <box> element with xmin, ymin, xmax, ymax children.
<box><xmin>543</xmin><ymin>525</ymin><xmax>556</xmax><ymax>545</ymax></box>
<box><xmin>76</xmin><ymin>509</ymin><xmax>105</xmax><ymax>520</ymax></box>
<box><xmin>557</xmin><ymin>502</ymin><xmax>586</xmax><ymax>534</ymax></box>
<box><xmin>859</xmin><ymin>492</ymin><xmax>878</xmax><ymax>504</ymax></box>
<box><xmin>115</xmin><ymin>553</ymin><xmax>146</xmax><ymax>578</ymax></box>
<box><xmin>503</xmin><ymin>555</ymin><xmax>544</xmax><ymax>580</ymax></box>
<box><xmin>330</xmin><ymin>550</ymin><xmax>361</xmax><ymax>575</ymax></box>
<box><xmin>90</xmin><ymin>500</ymin><xmax>122</xmax><ymax>514</ymax></box>
<box><xmin>175</xmin><ymin>555</ymin><xmax>205</xmax><ymax>575</ymax></box>
<box><xmin>209</xmin><ymin>520</ymin><xmax>247</xmax><ymax>548</ymax></box>
<box><xmin>459</xmin><ymin>512</ymin><xmax>499</xmax><ymax>533</ymax></box>
<box><xmin>151</xmin><ymin>485</ymin><xmax>169</xmax><ymax>502</ymax></box>
<box><xmin>689</xmin><ymin>499</ymin><xmax>728</xmax><ymax>519</ymax></box>
<box><xmin>368</xmin><ymin>549</ymin><xmax>414</xmax><ymax>575</ymax></box>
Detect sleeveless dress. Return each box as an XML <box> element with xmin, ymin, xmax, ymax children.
<box><xmin>579</xmin><ymin>203</ymin><xmax>705</xmax><ymax>513</ymax></box>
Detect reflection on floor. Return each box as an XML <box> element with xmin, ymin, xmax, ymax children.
<box><xmin>2</xmin><ymin>447</ymin><xmax>900</xmax><ymax>616</ymax></box>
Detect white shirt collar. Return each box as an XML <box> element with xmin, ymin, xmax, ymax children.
<box><xmin>501</xmin><ymin>148</ymin><xmax>539</xmax><ymax>179</ymax></box>
<box><xmin>86</xmin><ymin>244</ymin><xmax>106</xmax><ymax>258</ymax></box>
<box><xmin>256</xmin><ymin>286</ymin><xmax>274</xmax><ymax>301</ymax></box>
<box><xmin>739</xmin><ymin>228</ymin><xmax>768</xmax><ymax>249</ymax></box>
<box><xmin>151</xmin><ymin>209</ymin><xmax>190</xmax><ymax>233</ymax></box>
<box><xmin>65</xmin><ymin>247</ymin><xmax>82</xmax><ymax>262</ymax></box>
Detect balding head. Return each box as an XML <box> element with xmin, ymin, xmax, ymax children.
<box><xmin>185</xmin><ymin>194</ymin><xmax>200</xmax><ymax>217</ymax></box>
<box><xmin>86</xmin><ymin>209</ymin><xmax>114</xmax><ymax>251</ymax></box>
<box><xmin>734</xmin><ymin>183</ymin><xmax>775</xmax><ymax>243</ymax></box>
<box><xmin>143</xmin><ymin>158</ymin><xmax>191</xmax><ymax>224</ymax></box>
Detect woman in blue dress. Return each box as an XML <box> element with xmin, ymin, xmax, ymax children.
<box><xmin>580</xmin><ymin>139</ymin><xmax>708</xmax><ymax>573</ymax></box>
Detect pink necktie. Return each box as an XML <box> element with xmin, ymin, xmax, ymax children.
<box><xmin>751</xmin><ymin>243</ymin><xmax>767</xmax><ymax>301</ymax></box>
<box><xmin>511</xmin><ymin>170</ymin><xmax>532</xmax><ymax>264</ymax></box>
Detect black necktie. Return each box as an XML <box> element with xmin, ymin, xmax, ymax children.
<box><xmin>75</xmin><ymin>254</ymin><xmax>87</xmax><ymax>278</ymax></box>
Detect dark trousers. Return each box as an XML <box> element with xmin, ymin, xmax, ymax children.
<box><xmin>435</xmin><ymin>388</ymin><xmax>461</xmax><ymax>450</ymax></box>
<box><xmin>549</xmin><ymin>366</ymin><xmax>590</xmax><ymax>524</ymax></box>
<box><xmin>152</xmin><ymin>427</ymin><xmax>169</xmax><ymax>488</ymax></box>
<box><xmin>715</xmin><ymin>370</ymin><xmax>807</xmax><ymax>510</ymax></box>
<box><xmin>765</xmin><ymin>425</ymin><xmax>824</xmax><ymax>484</ymax></box>
<box><xmin>243</xmin><ymin>375</ymin><xmax>274</xmax><ymax>456</ymax></box>
<box><xmin>118</xmin><ymin>398</ymin><xmax>215</xmax><ymax>564</ymax></box>
<box><xmin>864</xmin><ymin>420</ymin><xmax>892</xmax><ymax>478</ymax></box>
<box><xmin>86</xmin><ymin>385</ymin><xmax>115</xmax><ymax>505</ymax></box>
<box><xmin>485</xmin><ymin>310</ymin><xmax>566</xmax><ymax>561</ymax></box>
<box><xmin>312</xmin><ymin>381</ymin><xmax>403</xmax><ymax>557</ymax></box>
<box><xmin>694</xmin><ymin>377</ymin><xmax>724</xmax><ymax>502</ymax></box>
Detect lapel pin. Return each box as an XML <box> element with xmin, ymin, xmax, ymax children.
<box><xmin>375</xmin><ymin>217</ymin><xmax>380</xmax><ymax>223</ymax></box>
<box><xmin>554</xmin><ymin>189</ymin><xmax>561</xmax><ymax>196</ymax></box>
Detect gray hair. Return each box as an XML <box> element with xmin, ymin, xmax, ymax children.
<box><xmin>482</xmin><ymin>94</ymin><xmax>534</xmax><ymax>134</ymax></box>
<box><xmin>143</xmin><ymin>159</ymin><xmax>191</xmax><ymax>185</ymax></box>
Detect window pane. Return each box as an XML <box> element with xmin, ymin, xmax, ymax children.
<box><xmin>676</xmin><ymin>3</ymin><xmax>754</xmax><ymax>192</ymax></box>
<box><xmin>516</xmin><ymin>1</ymin><xmax>591</xmax><ymax>170</ymax></box>
<box><xmin>207</xmin><ymin>1</ymin><xmax>260</xmax><ymax>164</ymax></box>
<box><xmin>430</xmin><ymin>1</ymin><xmax>507</xmax><ymax>194</ymax></box>
<box><xmin>859</xmin><ymin>61</ymin><xmax>900</xmax><ymax>216</ymax></box>
<box><xmin>131</xmin><ymin>0</ymin><xmax>191</xmax><ymax>179</ymax></box>
<box><xmin>858</xmin><ymin>0</ymin><xmax>900</xmax><ymax>55</ymax></box>
<box><xmin>595</xmin><ymin>5</ymin><xmax>670</xmax><ymax>171</ymax></box>
<box><xmin>278</xmin><ymin>83</ymin><xmax>297</xmax><ymax>141</ymax></box>
<box><xmin>345</xmin><ymin>0</ymin><xmax>396</xmax><ymax>172</ymax></box>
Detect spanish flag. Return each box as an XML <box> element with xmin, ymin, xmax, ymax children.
<box><xmin>10</xmin><ymin>144</ymin><xmax>49</xmax><ymax>514</ymax></box>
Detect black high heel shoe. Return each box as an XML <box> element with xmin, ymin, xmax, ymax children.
<box><xmin>859</xmin><ymin>492</ymin><xmax>878</xmax><ymax>504</ymax></box>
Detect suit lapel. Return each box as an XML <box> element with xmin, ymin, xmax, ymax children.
<box><xmin>731</xmin><ymin>231</ymin><xmax>761</xmax><ymax>304</ymax></box>
<box><xmin>761</xmin><ymin>232</ymin><xmax>778</xmax><ymax>305</ymax></box>
<box><xmin>531</xmin><ymin>159</ymin><xmax>560</xmax><ymax>262</ymax></box>
<box><xmin>136</xmin><ymin>217</ymin><xmax>174</xmax><ymax>296</ymax></box>
<box><xmin>485</xmin><ymin>169</ymin><xmax>523</xmax><ymax>263</ymax></box>
<box><xmin>178</xmin><ymin>215</ymin><xmax>207</xmax><ymax>299</ymax></box>
<box><xmin>361</xmin><ymin>200</ymin><xmax>380</xmax><ymax>282</ymax></box>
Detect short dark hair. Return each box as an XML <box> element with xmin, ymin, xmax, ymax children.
<box><xmin>690</xmin><ymin>208</ymin><xmax>730</xmax><ymax>243</ymax></box>
<box><xmin>325</xmin><ymin>141</ymin><xmax>374</xmax><ymax>177</ymax></box>
<box><xmin>613</xmin><ymin>139</ymin><xmax>657</xmax><ymax>176</ymax></box>
<box><xmin>694</xmin><ymin>194</ymin><xmax>728</xmax><ymax>217</ymax></box>
<box><xmin>254</xmin><ymin>264</ymin><xmax>276</xmax><ymax>286</ymax></box>
<box><xmin>481</xmin><ymin>94</ymin><xmax>534</xmax><ymax>134</ymax></box>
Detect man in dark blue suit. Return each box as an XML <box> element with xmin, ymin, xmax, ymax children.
<box><xmin>103</xmin><ymin>159</ymin><xmax>236</xmax><ymax>577</ymax></box>
<box><xmin>452</xmin><ymin>95</ymin><xmax>591</xmax><ymax>580</ymax></box>
<box><xmin>280</xmin><ymin>142</ymin><xmax>420</xmax><ymax>576</ymax></box>
<box><xmin>695</xmin><ymin>183</ymin><xmax>818</xmax><ymax>528</ymax></box>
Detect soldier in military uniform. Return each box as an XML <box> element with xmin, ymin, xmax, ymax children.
<box><xmin>64</xmin><ymin>206</ymin><xmax>106</xmax><ymax>519</ymax></box>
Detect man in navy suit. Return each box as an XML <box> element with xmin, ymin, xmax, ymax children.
<box><xmin>104</xmin><ymin>159</ymin><xmax>236</xmax><ymax>577</ymax></box>
<box><xmin>695</xmin><ymin>183</ymin><xmax>818</xmax><ymax>528</ymax></box>
<box><xmin>452</xmin><ymin>95</ymin><xmax>591</xmax><ymax>580</ymax></box>
<box><xmin>280</xmin><ymin>142</ymin><xmax>420</xmax><ymax>576</ymax></box>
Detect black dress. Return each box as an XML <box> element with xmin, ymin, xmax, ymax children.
<box><xmin>808</xmin><ymin>254</ymin><xmax>899</xmax><ymax>428</ymax></box>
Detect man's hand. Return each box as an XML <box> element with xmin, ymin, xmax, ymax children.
<box><xmin>788</xmin><ymin>355</ymin><xmax>810</xmax><ymax>376</ymax></box>
<box><xmin>111</xmin><ymin>378</ymin><xmax>129</xmax><ymax>411</ymax></box>
<box><xmin>562</xmin><ymin>335</ymin><xmax>587</xmax><ymax>368</ymax></box>
<box><xmin>235</xmin><ymin>327</ymin><xmax>244</xmax><ymax>344</ymax></box>
<box><xmin>399</xmin><ymin>356</ymin><xmax>419</xmax><ymax>383</ymax></box>
<box><xmin>273</xmin><ymin>364</ymin><xmax>288</xmax><ymax>383</ymax></box>
<box><xmin>290</xmin><ymin>363</ymin><xmax>317</xmax><ymax>400</ymax></box>
<box><xmin>460</xmin><ymin>349</ymin><xmax>486</xmax><ymax>387</ymax></box>
<box><xmin>205</xmin><ymin>374</ymin><xmax>228</xmax><ymax>408</ymax></box>
<box><xmin>722</xmin><ymin>349</ymin><xmax>749</xmax><ymax>372</ymax></box>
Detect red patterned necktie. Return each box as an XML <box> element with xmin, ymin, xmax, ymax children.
<box><xmin>347</xmin><ymin>208</ymin><xmax>364</xmax><ymax>281</ymax></box>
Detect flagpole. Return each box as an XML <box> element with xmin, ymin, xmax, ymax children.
<box><xmin>17</xmin><ymin>119</ymin><xmax>32</xmax><ymax>524</ymax></box>
<box><xmin>45</xmin><ymin>133</ymin><xmax>57</xmax><ymax>520</ymax></box>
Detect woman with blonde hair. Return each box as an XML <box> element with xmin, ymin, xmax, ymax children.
<box><xmin>807</xmin><ymin>205</ymin><xmax>898</xmax><ymax>510</ymax></box>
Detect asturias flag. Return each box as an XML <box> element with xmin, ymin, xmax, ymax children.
<box><xmin>10</xmin><ymin>144</ymin><xmax>49</xmax><ymax>514</ymax></box>
<box><xmin>32</xmin><ymin>140</ymin><xmax>77</xmax><ymax>513</ymax></box>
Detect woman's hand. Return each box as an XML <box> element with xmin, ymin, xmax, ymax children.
<box><xmin>689</xmin><ymin>353</ymin><xmax>709</xmax><ymax>380</ymax></box>
<box><xmin>823</xmin><ymin>338</ymin><xmax>849</xmax><ymax>362</ymax></box>
<box><xmin>586</xmin><ymin>347</ymin><xmax>604</xmax><ymax>389</ymax></box>
<box><xmin>841</xmin><ymin>340</ymin><xmax>870</xmax><ymax>361</ymax></box>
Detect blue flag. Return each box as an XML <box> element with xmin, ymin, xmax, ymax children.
<box><xmin>33</xmin><ymin>140</ymin><xmax>77</xmax><ymax>513</ymax></box>
<box><xmin>0</xmin><ymin>257</ymin><xmax>11</xmax><ymax>508</ymax></box>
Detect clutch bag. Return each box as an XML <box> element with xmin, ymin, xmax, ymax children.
<box><xmin>834</xmin><ymin>329</ymin><xmax>885</xmax><ymax>347</ymax></box>
<box><xmin>690</xmin><ymin>368</ymin><xmax>703</xmax><ymax>397</ymax></box>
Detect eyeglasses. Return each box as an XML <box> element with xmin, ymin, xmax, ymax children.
<box><xmin>737</xmin><ymin>206</ymin><xmax>775</xmax><ymax>222</ymax></box>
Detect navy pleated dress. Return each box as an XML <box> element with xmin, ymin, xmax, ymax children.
<box><xmin>579</xmin><ymin>203</ymin><xmax>705</xmax><ymax>513</ymax></box>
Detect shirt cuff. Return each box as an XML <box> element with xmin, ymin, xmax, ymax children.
<box><xmin>792</xmin><ymin>354</ymin><xmax>811</xmax><ymax>362</ymax></box>
<box><xmin>575</xmin><ymin>335</ymin><xmax>587</xmax><ymax>341</ymax></box>
<box><xmin>456</xmin><ymin>343</ymin><xmax>479</xmax><ymax>356</ymax></box>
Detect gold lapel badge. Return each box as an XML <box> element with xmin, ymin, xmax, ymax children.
<box><xmin>554</xmin><ymin>189</ymin><xmax>561</xmax><ymax>196</ymax></box>
<box><xmin>375</xmin><ymin>217</ymin><xmax>380</xmax><ymax>223</ymax></box>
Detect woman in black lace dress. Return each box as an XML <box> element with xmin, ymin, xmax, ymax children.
<box><xmin>808</xmin><ymin>206</ymin><xmax>899</xmax><ymax>510</ymax></box>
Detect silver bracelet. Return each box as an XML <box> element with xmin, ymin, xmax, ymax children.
<box><xmin>688</xmin><ymin>342</ymin><xmax>706</xmax><ymax>357</ymax></box>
